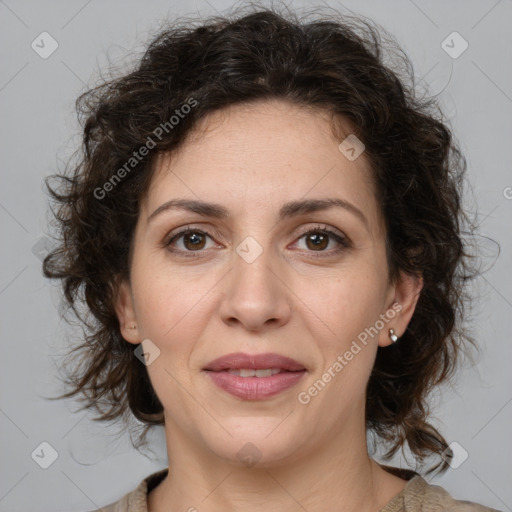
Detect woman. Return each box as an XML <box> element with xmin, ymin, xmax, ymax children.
<box><xmin>43</xmin><ymin>5</ymin><xmax>498</xmax><ymax>511</ymax></box>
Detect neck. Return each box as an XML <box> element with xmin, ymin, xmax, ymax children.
<box><xmin>148</xmin><ymin>411</ymin><xmax>407</xmax><ymax>512</ymax></box>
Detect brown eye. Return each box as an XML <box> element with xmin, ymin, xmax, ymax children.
<box><xmin>164</xmin><ymin>228</ymin><xmax>216</xmax><ymax>256</ymax></box>
<box><xmin>294</xmin><ymin>225</ymin><xmax>351</xmax><ymax>257</ymax></box>
<box><xmin>182</xmin><ymin>232</ymin><xmax>207</xmax><ymax>250</ymax></box>
<box><xmin>305</xmin><ymin>232</ymin><xmax>329</xmax><ymax>251</ymax></box>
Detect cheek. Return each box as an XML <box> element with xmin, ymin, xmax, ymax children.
<box><xmin>131</xmin><ymin>267</ymin><xmax>210</xmax><ymax>412</ymax></box>
<box><xmin>131</xmin><ymin>260</ymin><xmax>217</xmax><ymax>341</ymax></box>
<box><xmin>298</xmin><ymin>267</ymin><xmax>387</xmax><ymax>346</ymax></box>
<box><xmin>296</xmin><ymin>274</ymin><xmax>382</xmax><ymax>411</ymax></box>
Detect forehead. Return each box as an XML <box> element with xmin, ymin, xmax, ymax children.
<box><xmin>141</xmin><ymin>99</ymin><xmax>382</xmax><ymax>234</ymax></box>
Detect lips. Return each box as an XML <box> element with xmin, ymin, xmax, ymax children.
<box><xmin>203</xmin><ymin>352</ymin><xmax>306</xmax><ymax>372</ymax></box>
<box><xmin>203</xmin><ymin>352</ymin><xmax>307</xmax><ymax>400</ymax></box>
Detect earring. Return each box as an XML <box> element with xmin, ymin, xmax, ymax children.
<box><xmin>128</xmin><ymin>324</ymin><xmax>137</xmax><ymax>330</ymax></box>
<box><xmin>389</xmin><ymin>329</ymin><xmax>398</xmax><ymax>343</ymax></box>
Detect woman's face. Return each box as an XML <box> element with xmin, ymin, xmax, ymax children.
<box><xmin>116</xmin><ymin>99</ymin><xmax>420</xmax><ymax>466</ymax></box>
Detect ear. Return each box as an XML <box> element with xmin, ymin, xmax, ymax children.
<box><xmin>378</xmin><ymin>271</ymin><xmax>423</xmax><ymax>347</ymax></box>
<box><xmin>114</xmin><ymin>278</ymin><xmax>141</xmax><ymax>345</ymax></box>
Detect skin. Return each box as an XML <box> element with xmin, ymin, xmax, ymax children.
<box><xmin>115</xmin><ymin>99</ymin><xmax>423</xmax><ymax>512</ymax></box>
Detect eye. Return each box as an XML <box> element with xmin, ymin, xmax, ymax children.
<box><xmin>163</xmin><ymin>224</ymin><xmax>351</xmax><ymax>259</ymax></box>
<box><xmin>164</xmin><ymin>227</ymin><xmax>217</xmax><ymax>257</ymax></box>
<box><xmin>293</xmin><ymin>225</ymin><xmax>350</xmax><ymax>256</ymax></box>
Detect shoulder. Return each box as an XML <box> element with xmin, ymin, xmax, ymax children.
<box><xmin>88</xmin><ymin>468</ymin><xmax>168</xmax><ymax>512</ymax></box>
<box><xmin>382</xmin><ymin>475</ymin><xmax>501</xmax><ymax>512</ymax></box>
<box><xmin>87</xmin><ymin>468</ymin><xmax>499</xmax><ymax>512</ymax></box>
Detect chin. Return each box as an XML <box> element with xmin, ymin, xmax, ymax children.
<box><xmin>202</xmin><ymin>420</ymin><xmax>311</xmax><ymax>469</ymax></box>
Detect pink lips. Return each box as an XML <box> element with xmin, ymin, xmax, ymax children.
<box><xmin>203</xmin><ymin>352</ymin><xmax>307</xmax><ymax>400</ymax></box>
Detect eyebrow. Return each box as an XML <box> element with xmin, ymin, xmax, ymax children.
<box><xmin>148</xmin><ymin>197</ymin><xmax>369</xmax><ymax>229</ymax></box>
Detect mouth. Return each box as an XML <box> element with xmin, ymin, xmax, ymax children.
<box><xmin>203</xmin><ymin>352</ymin><xmax>306</xmax><ymax>372</ymax></box>
<box><xmin>223</xmin><ymin>368</ymin><xmax>288</xmax><ymax>377</ymax></box>
<box><xmin>202</xmin><ymin>352</ymin><xmax>307</xmax><ymax>400</ymax></box>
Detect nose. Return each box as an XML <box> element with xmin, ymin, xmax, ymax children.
<box><xmin>217</xmin><ymin>246</ymin><xmax>292</xmax><ymax>333</ymax></box>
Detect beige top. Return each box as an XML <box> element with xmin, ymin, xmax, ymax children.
<box><xmin>93</xmin><ymin>467</ymin><xmax>500</xmax><ymax>511</ymax></box>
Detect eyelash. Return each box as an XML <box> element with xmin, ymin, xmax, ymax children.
<box><xmin>163</xmin><ymin>224</ymin><xmax>351</xmax><ymax>259</ymax></box>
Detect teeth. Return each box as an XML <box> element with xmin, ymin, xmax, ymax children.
<box><xmin>227</xmin><ymin>368</ymin><xmax>282</xmax><ymax>377</ymax></box>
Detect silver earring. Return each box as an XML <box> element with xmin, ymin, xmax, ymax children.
<box><xmin>389</xmin><ymin>329</ymin><xmax>398</xmax><ymax>343</ymax></box>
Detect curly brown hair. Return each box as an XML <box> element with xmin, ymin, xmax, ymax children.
<box><xmin>43</xmin><ymin>4</ymin><xmax>478</xmax><ymax>474</ymax></box>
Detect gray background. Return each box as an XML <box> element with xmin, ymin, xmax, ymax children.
<box><xmin>1</xmin><ymin>0</ymin><xmax>511</xmax><ymax>510</ymax></box>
